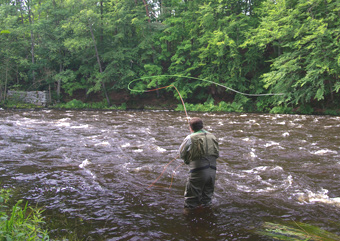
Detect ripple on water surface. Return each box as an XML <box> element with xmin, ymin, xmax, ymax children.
<box><xmin>0</xmin><ymin>110</ymin><xmax>340</xmax><ymax>240</ymax></box>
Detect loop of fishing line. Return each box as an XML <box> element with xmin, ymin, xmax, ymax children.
<box><xmin>128</xmin><ymin>77</ymin><xmax>192</xmax><ymax>189</ymax></box>
<box><xmin>127</xmin><ymin>74</ymin><xmax>284</xmax><ymax>97</ymax></box>
<box><xmin>130</xmin><ymin>75</ymin><xmax>284</xmax><ymax>189</ymax></box>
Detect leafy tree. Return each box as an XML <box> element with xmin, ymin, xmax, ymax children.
<box><xmin>246</xmin><ymin>0</ymin><xmax>340</xmax><ymax>107</ymax></box>
<box><xmin>0</xmin><ymin>1</ymin><xmax>29</xmax><ymax>100</ymax></box>
<box><xmin>157</xmin><ymin>0</ymin><xmax>265</xmax><ymax>105</ymax></box>
<box><xmin>62</xmin><ymin>0</ymin><xmax>112</xmax><ymax>105</ymax></box>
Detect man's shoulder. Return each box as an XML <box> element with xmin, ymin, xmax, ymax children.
<box><xmin>190</xmin><ymin>129</ymin><xmax>216</xmax><ymax>138</ymax></box>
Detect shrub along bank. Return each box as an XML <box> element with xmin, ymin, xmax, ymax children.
<box><xmin>0</xmin><ymin>188</ymin><xmax>49</xmax><ymax>240</ymax></box>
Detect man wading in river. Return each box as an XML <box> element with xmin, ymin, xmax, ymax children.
<box><xmin>179</xmin><ymin>117</ymin><xmax>219</xmax><ymax>210</ymax></box>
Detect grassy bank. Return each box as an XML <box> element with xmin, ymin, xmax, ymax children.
<box><xmin>1</xmin><ymin>97</ymin><xmax>340</xmax><ymax>116</ymax></box>
<box><xmin>0</xmin><ymin>188</ymin><xmax>49</xmax><ymax>240</ymax></box>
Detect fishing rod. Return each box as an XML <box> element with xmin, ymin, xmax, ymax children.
<box><xmin>129</xmin><ymin>75</ymin><xmax>284</xmax><ymax>189</ymax></box>
<box><xmin>127</xmin><ymin>81</ymin><xmax>189</xmax><ymax>189</ymax></box>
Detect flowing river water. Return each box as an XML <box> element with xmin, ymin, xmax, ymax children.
<box><xmin>1</xmin><ymin>109</ymin><xmax>340</xmax><ymax>240</ymax></box>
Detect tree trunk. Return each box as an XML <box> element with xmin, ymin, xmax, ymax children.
<box><xmin>26</xmin><ymin>0</ymin><xmax>36</xmax><ymax>84</ymax></box>
<box><xmin>4</xmin><ymin>60</ymin><xmax>9</xmax><ymax>101</ymax></box>
<box><xmin>142</xmin><ymin>0</ymin><xmax>151</xmax><ymax>23</ymax></box>
<box><xmin>89</xmin><ymin>23</ymin><xmax>111</xmax><ymax>106</ymax></box>
<box><xmin>57</xmin><ymin>63</ymin><xmax>62</xmax><ymax>102</ymax></box>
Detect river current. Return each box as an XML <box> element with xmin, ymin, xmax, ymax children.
<box><xmin>0</xmin><ymin>109</ymin><xmax>340</xmax><ymax>240</ymax></box>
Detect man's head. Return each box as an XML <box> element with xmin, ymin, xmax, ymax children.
<box><xmin>189</xmin><ymin>117</ymin><xmax>203</xmax><ymax>132</ymax></box>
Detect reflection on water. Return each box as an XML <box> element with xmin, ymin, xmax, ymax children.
<box><xmin>1</xmin><ymin>109</ymin><xmax>340</xmax><ymax>240</ymax></box>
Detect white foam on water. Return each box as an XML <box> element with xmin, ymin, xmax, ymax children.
<box><xmin>70</xmin><ymin>124</ymin><xmax>89</xmax><ymax>129</ymax></box>
<box><xmin>79</xmin><ymin>159</ymin><xmax>91</xmax><ymax>168</ymax></box>
<box><xmin>296</xmin><ymin>189</ymin><xmax>340</xmax><ymax>206</ymax></box>
<box><xmin>121</xmin><ymin>143</ymin><xmax>131</xmax><ymax>148</ymax></box>
<box><xmin>282</xmin><ymin>132</ymin><xmax>289</xmax><ymax>137</ymax></box>
<box><xmin>94</xmin><ymin>141</ymin><xmax>110</xmax><ymax>147</ymax></box>
<box><xmin>264</xmin><ymin>141</ymin><xmax>280</xmax><ymax>147</ymax></box>
<box><xmin>324</xmin><ymin>124</ymin><xmax>340</xmax><ymax>128</ymax></box>
<box><xmin>228</xmin><ymin>121</ymin><xmax>238</xmax><ymax>124</ymax></box>
<box><xmin>129</xmin><ymin>165</ymin><xmax>153</xmax><ymax>173</ymax></box>
<box><xmin>243</xmin><ymin>165</ymin><xmax>285</xmax><ymax>175</ymax></box>
<box><xmin>154</xmin><ymin>146</ymin><xmax>167</xmax><ymax>153</ymax></box>
<box><xmin>138</xmin><ymin>127</ymin><xmax>151</xmax><ymax>134</ymax></box>
<box><xmin>133</xmin><ymin>149</ymin><xmax>144</xmax><ymax>153</ymax></box>
<box><xmin>243</xmin><ymin>148</ymin><xmax>257</xmax><ymax>160</ymax></box>
<box><xmin>272</xmin><ymin>166</ymin><xmax>284</xmax><ymax>172</ymax></box>
<box><xmin>284</xmin><ymin>175</ymin><xmax>293</xmax><ymax>189</ymax></box>
<box><xmin>55</xmin><ymin>122</ymin><xmax>71</xmax><ymax>127</ymax></box>
<box><xmin>58</xmin><ymin>118</ymin><xmax>71</xmax><ymax>122</ymax></box>
<box><xmin>55</xmin><ymin>118</ymin><xmax>71</xmax><ymax>127</ymax></box>
<box><xmin>84</xmin><ymin>168</ymin><xmax>97</xmax><ymax>180</ymax></box>
<box><xmin>311</xmin><ymin>149</ymin><xmax>337</xmax><ymax>155</ymax></box>
<box><xmin>249</xmin><ymin>150</ymin><xmax>256</xmax><ymax>159</ymax></box>
<box><xmin>243</xmin><ymin>166</ymin><xmax>268</xmax><ymax>174</ymax></box>
<box><xmin>236</xmin><ymin>184</ymin><xmax>253</xmax><ymax>192</ymax></box>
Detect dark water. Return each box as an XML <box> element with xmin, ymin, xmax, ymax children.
<box><xmin>1</xmin><ymin>109</ymin><xmax>340</xmax><ymax>240</ymax></box>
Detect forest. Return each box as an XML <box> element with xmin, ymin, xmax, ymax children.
<box><xmin>0</xmin><ymin>0</ymin><xmax>340</xmax><ymax>114</ymax></box>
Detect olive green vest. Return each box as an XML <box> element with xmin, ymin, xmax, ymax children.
<box><xmin>186</xmin><ymin>130</ymin><xmax>219</xmax><ymax>165</ymax></box>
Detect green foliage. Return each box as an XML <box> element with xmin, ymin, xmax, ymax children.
<box><xmin>270</xmin><ymin>106</ymin><xmax>293</xmax><ymax>114</ymax></box>
<box><xmin>1</xmin><ymin>100</ymin><xmax>44</xmax><ymax>109</ymax></box>
<box><xmin>257</xmin><ymin>222</ymin><xmax>340</xmax><ymax>241</ymax></box>
<box><xmin>255</xmin><ymin>97</ymin><xmax>274</xmax><ymax>113</ymax></box>
<box><xmin>62</xmin><ymin>99</ymin><xmax>86</xmax><ymax>109</ymax></box>
<box><xmin>1</xmin><ymin>0</ymin><xmax>340</xmax><ymax>112</ymax></box>
<box><xmin>324</xmin><ymin>109</ymin><xmax>340</xmax><ymax>116</ymax></box>
<box><xmin>298</xmin><ymin>104</ymin><xmax>314</xmax><ymax>115</ymax></box>
<box><xmin>176</xmin><ymin>100</ymin><xmax>243</xmax><ymax>113</ymax></box>
<box><xmin>53</xmin><ymin>99</ymin><xmax>127</xmax><ymax>110</ymax></box>
<box><xmin>54</xmin><ymin>70</ymin><xmax>78</xmax><ymax>96</ymax></box>
<box><xmin>247</xmin><ymin>0</ymin><xmax>340</xmax><ymax>106</ymax></box>
<box><xmin>0</xmin><ymin>189</ymin><xmax>49</xmax><ymax>240</ymax></box>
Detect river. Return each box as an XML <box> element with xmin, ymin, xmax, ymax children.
<box><xmin>0</xmin><ymin>109</ymin><xmax>340</xmax><ymax>240</ymax></box>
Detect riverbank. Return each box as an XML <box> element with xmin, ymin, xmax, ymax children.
<box><xmin>1</xmin><ymin>98</ymin><xmax>340</xmax><ymax>116</ymax></box>
<box><xmin>1</xmin><ymin>87</ymin><xmax>340</xmax><ymax>115</ymax></box>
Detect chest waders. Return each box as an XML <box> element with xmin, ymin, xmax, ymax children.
<box><xmin>184</xmin><ymin>132</ymin><xmax>218</xmax><ymax>209</ymax></box>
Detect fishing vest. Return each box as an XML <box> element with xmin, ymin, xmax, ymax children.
<box><xmin>186</xmin><ymin>130</ymin><xmax>219</xmax><ymax>170</ymax></box>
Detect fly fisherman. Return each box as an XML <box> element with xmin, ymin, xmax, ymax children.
<box><xmin>179</xmin><ymin>117</ymin><xmax>219</xmax><ymax>210</ymax></box>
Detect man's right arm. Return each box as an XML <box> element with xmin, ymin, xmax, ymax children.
<box><xmin>179</xmin><ymin>135</ymin><xmax>192</xmax><ymax>164</ymax></box>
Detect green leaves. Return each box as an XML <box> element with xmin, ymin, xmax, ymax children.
<box><xmin>0</xmin><ymin>30</ymin><xmax>10</xmax><ymax>34</ymax></box>
<box><xmin>257</xmin><ymin>222</ymin><xmax>340</xmax><ymax>241</ymax></box>
<box><xmin>1</xmin><ymin>0</ymin><xmax>339</xmax><ymax>111</ymax></box>
<box><xmin>248</xmin><ymin>0</ymin><xmax>340</xmax><ymax>106</ymax></box>
<box><xmin>0</xmin><ymin>189</ymin><xmax>49</xmax><ymax>240</ymax></box>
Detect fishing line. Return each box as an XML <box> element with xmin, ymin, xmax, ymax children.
<box><xmin>128</xmin><ymin>80</ymin><xmax>190</xmax><ymax>189</ymax></box>
<box><xmin>134</xmin><ymin>75</ymin><xmax>283</xmax><ymax>189</ymax></box>
<box><xmin>128</xmin><ymin>74</ymin><xmax>284</xmax><ymax>97</ymax></box>
<box><xmin>128</xmin><ymin>81</ymin><xmax>190</xmax><ymax>128</ymax></box>
<box><xmin>148</xmin><ymin>155</ymin><xmax>180</xmax><ymax>189</ymax></box>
